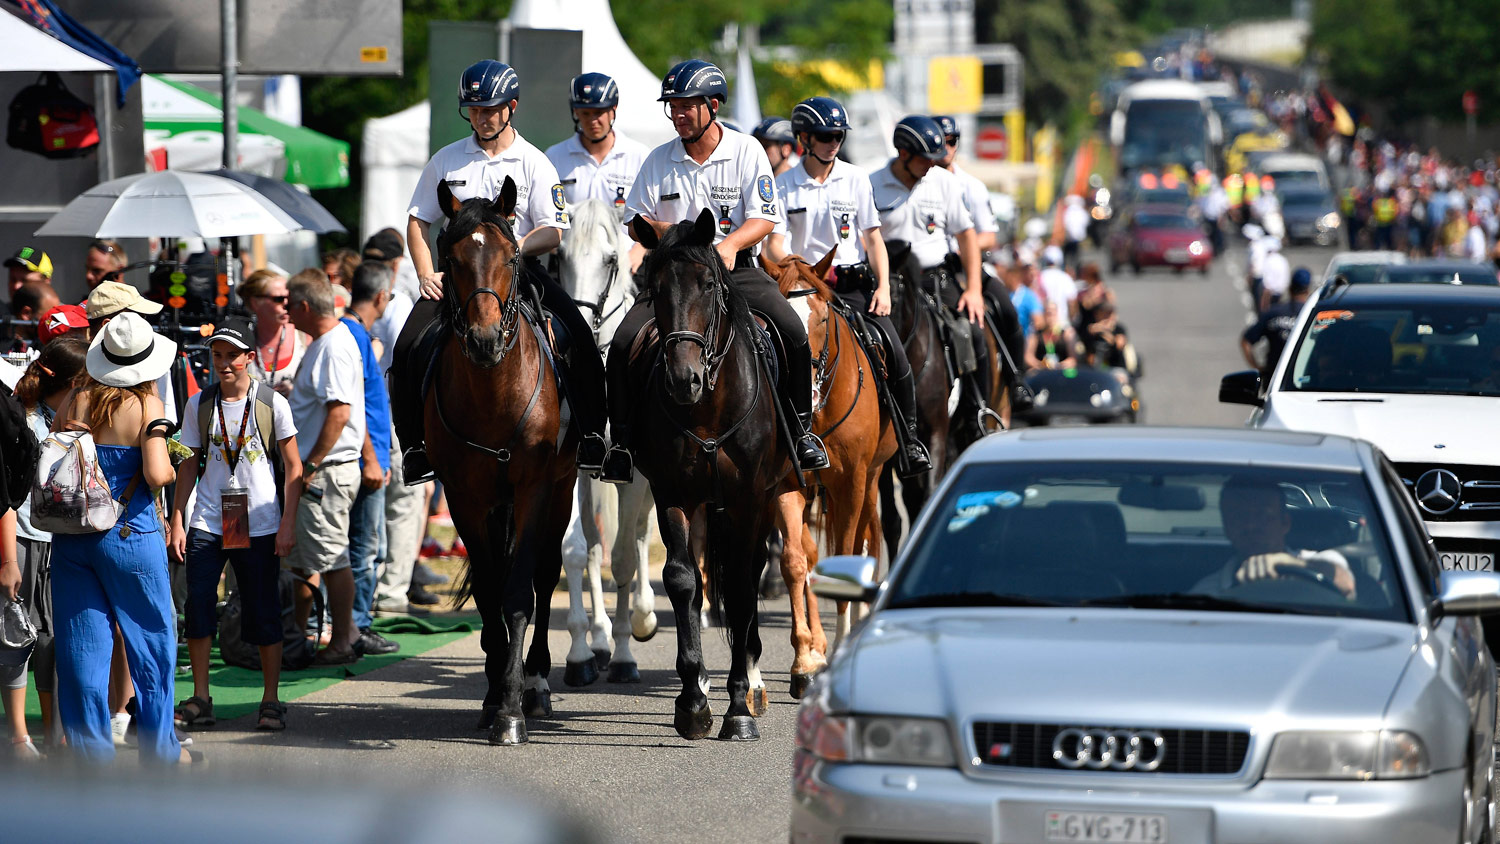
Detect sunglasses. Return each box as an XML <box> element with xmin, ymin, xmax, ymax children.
<box><xmin>811</xmin><ymin>131</ymin><xmax>845</xmax><ymax>144</ymax></box>
<box><xmin>257</xmin><ymin>294</ymin><xmax>289</xmax><ymax>304</ymax></box>
<box><xmin>944</xmin><ymin>136</ymin><xmax>960</xmax><ymax>147</ymax></box>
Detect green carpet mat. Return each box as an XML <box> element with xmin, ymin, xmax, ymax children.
<box><xmin>20</xmin><ymin>614</ymin><xmax>482</xmax><ymax>729</ymax></box>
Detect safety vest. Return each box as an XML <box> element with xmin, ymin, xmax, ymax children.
<box><xmin>1195</xmin><ymin>169</ymin><xmax>1213</xmax><ymax>197</ymax></box>
<box><xmin>1244</xmin><ymin>173</ymin><xmax>1261</xmax><ymax>201</ymax></box>
<box><xmin>1374</xmin><ymin>197</ymin><xmax>1397</xmax><ymax>224</ymax></box>
<box><xmin>1340</xmin><ymin>189</ymin><xmax>1356</xmax><ymax>216</ymax></box>
<box><xmin>1224</xmin><ymin>173</ymin><xmax>1244</xmax><ymax>207</ymax></box>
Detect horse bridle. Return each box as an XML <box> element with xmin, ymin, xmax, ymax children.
<box><xmin>440</xmin><ymin>221</ymin><xmax>525</xmax><ymax>367</ymax></box>
<box><xmin>661</xmin><ymin>258</ymin><xmax>735</xmax><ymax>390</ymax></box>
<box><xmin>570</xmin><ymin>249</ymin><xmax>624</xmax><ymax>343</ymax></box>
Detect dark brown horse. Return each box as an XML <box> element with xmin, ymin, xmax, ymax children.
<box><xmin>424</xmin><ymin>178</ymin><xmax>578</xmax><ymax>746</ymax></box>
<box><xmin>761</xmin><ymin>252</ymin><xmax>896</xmax><ymax>698</ymax></box>
<box><xmin>879</xmin><ymin>240</ymin><xmax>952</xmax><ymax>553</ymax></box>
<box><xmin>624</xmin><ymin>210</ymin><xmax>789</xmax><ymax>742</ymax></box>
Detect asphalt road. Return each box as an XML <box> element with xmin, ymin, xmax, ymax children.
<box><xmin>168</xmin><ymin>237</ymin><xmax>1341</xmax><ymax>843</ymax></box>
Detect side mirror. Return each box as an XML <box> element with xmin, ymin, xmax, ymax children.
<box><xmin>810</xmin><ymin>555</ymin><xmax>880</xmax><ymax>603</ymax></box>
<box><xmin>1436</xmin><ymin>571</ymin><xmax>1500</xmax><ymax>616</ymax></box>
<box><xmin>1219</xmin><ymin>369</ymin><xmax>1263</xmax><ymax>406</ymax></box>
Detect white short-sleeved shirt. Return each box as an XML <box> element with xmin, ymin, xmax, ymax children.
<box><xmin>546</xmin><ymin>131</ymin><xmax>649</xmax><ymax>223</ymax></box>
<box><xmin>773</xmin><ymin>159</ymin><xmax>881</xmax><ymax>267</ymax></box>
<box><xmin>407</xmin><ymin>133</ymin><xmax>570</xmax><ymax>238</ymax></box>
<box><xmin>626</xmin><ymin>126</ymin><xmax>782</xmax><ymax>253</ymax></box>
<box><xmin>1039</xmin><ymin>267</ymin><xmax>1079</xmax><ymax>306</ymax></box>
<box><xmin>290</xmin><ymin>321</ymin><xmax>366</xmax><ymax>464</ymax></box>
<box><xmin>870</xmin><ymin>160</ymin><xmax>973</xmax><ymax>269</ymax></box>
<box><xmin>181</xmin><ymin>383</ymin><xmax>297</xmax><ymax>537</ymax></box>
<box><xmin>947</xmin><ymin>165</ymin><xmax>998</xmax><ymax>254</ymax></box>
<box><xmin>1261</xmin><ymin>251</ymin><xmax>1291</xmax><ymax>297</ymax></box>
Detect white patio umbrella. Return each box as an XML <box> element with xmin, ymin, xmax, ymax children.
<box><xmin>35</xmin><ymin>170</ymin><xmax>302</xmax><ymax>239</ymax></box>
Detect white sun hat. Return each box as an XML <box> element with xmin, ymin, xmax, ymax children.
<box><xmin>86</xmin><ymin>312</ymin><xmax>177</xmax><ymax>387</ymax></box>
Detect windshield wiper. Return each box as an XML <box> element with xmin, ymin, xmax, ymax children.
<box><xmin>888</xmin><ymin>592</ymin><xmax>1063</xmax><ymax>609</ymax></box>
<box><xmin>1079</xmin><ymin>592</ymin><xmax>1293</xmax><ymax>614</ymax></box>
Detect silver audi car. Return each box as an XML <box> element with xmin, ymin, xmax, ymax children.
<box><xmin>792</xmin><ymin>427</ymin><xmax>1500</xmax><ymax>844</ymax></box>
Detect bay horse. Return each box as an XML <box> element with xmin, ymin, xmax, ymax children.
<box><xmin>555</xmin><ymin>198</ymin><xmax>658</xmax><ymax>688</ymax></box>
<box><xmin>423</xmin><ymin>178</ymin><xmax>578</xmax><ymax>746</ymax></box>
<box><xmin>625</xmin><ymin>209</ymin><xmax>789</xmax><ymax>742</ymax></box>
<box><xmin>878</xmin><ymin>240</ymin><xmax>952</xmax><ymax>552</ymax></box>
<box><xmin>762</xmin><ymin>252</ymin><xmax>896</xmax><ymax>698</ymax></box>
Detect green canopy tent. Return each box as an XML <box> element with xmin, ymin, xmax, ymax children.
<box><xmin>142</xmin><ymin>75</ymin><xmax>349</xmax><ymax>190</ymax></box>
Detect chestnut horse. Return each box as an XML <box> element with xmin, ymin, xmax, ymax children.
<box><xmin>624</xmin><ymin>210</ymin><xmax>791</xmax><ymax>741</ymax></box>
<box><xmin>762</xmin><ymin>252</ymin><xmax>897</xmax><ymax>698</ymax></box>
<box><xmin>423</xmin><ymin>179</ymin><xmax>578</xmax><ymax>746</ymax></box>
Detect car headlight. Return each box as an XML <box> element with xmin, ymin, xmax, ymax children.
<box><xmin>1264</xmin><ymin>730</ymin><xmax>1430</xmax><ymax>780</ymax></box>
<box><xmin>795</xmin><ymin>705</ymin><xmax>956</xmax><ymax>767</ymax></box>
<box><xmin>1188</xmin><ymin>241</ymin><xmax>1205</xmax><ymax>255</ymax></box>
<box><xmin>1319</xmin><ymin>212</ymin><xmax>1341</xmax><ymax>229</ymax></box>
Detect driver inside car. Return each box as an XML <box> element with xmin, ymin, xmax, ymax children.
<box><xmin>1196</xmin><ymin>477</ymin><xmax>1357</xmax><ymax>599</ymax></box>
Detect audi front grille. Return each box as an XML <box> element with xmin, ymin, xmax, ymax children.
<box><xmin>1395</xmin><ymin>463</ymin><xmax>1500</xmax><ymax>522</ymax></box>
<box><xmin>971</xmin><ymin>722</ymin><xmax>1250</xmax><ymax>775</ymax></box>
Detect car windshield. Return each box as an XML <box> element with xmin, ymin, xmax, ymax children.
<box><xmin>1375</xmin><ymin>266</ymin><xmax>1498</xmax><ymax>286</ymax></box>
<box><xmin>1122</xmin><ymin>100</ymin><xmax>1207</xmax><ymax>169</ymax></box>
<box><xmin>888</xmin><ymin>461</ymin><xmax>1407</xmax><ymax>622</ymax></box>
<box><xmin>1280</xmin><ymin>192</ymin><xmax>1329</xmax><ymax>210</ymax></box>
<box><xmin>1135</xmin><ymin>213</ymin><xmax>1196</xmax><ymax>229</ymax></box>
<box><xmin>1267</xmin><ymin>169</ymin><xmax>1323</xmax><ymax>189</ymax></box>
<box><xmin>1283</xmin><ymin>302</ymin><xmax>1500</xmax><ymax>396</ymax></box>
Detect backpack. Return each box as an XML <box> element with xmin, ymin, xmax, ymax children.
<box><xmin>30</xmin><ymin>425</ymin><xmax>140</xmax><ymax>534</ymax></box>
<box><xmin>217</xmin><ymin>569</ymin><xmax>323</xmax><ymax>671</ymax></box>
<box><xmin>195</xmin><ymin>382</ymin><xmax>283</xmax><ymax>501</ymax></box>
<box><xmin>7</xmin><ymin>73</ymin><xmax>99</xmax><ymax>159</ymax></box>
<box><xmin>0</xmin><ymin>388</ymin><xmax>39</xmax><ymax>511</ymax></box>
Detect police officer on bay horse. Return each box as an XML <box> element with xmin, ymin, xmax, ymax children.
<box><xmin>600</xmin><ymin>59</ymin><xmax>829</xmax><ymax>484</ymax></box>
<box><xmin>391</xmin><ymin>60</ymin><xmax>609</xmax><ymax>482</ymax></box>
<box><xmin>764</xmin><ymin>95</ymin><xmax>933</xmax><ymax>478</ymax></box>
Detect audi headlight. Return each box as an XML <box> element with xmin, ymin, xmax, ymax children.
<box><xmin>1264</xmin><ymin>730</ymin><xmax>1429</xmax><ymax>780</ymax></box>
<box><xmin>1319</xmin><ymin>212</ymin><xmax>1342</xmax><ymax>230</ymax></box>
<box><xmin>854</xmin><ymin>717</ymin><xmax>957</xmax><ymax>767</ymax></box>
<box><xmin>1188</xmin><ymin>241</ymin><xmax>1205</xmax><ymax>256</ymax></box>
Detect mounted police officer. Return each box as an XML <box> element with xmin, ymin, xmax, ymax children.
<box><xmin>764</xmin><ymin>96</ymin><xmax>932</xmax><ymax>477</ymax></box>
<box><xmin>600</xmin><ymin>59</ymin><xmax>828</xmax><ymax>484</ymax></box>
<box><xmin>545</xmin><ymin>71</ymin><xmax>649</xmax><ymax>273</ymax></box>
<box><xmin>750</xmin><ymin>116</ymin><xmax>797</xmax><ymax>178</ymax></box>
<box><xmin>391</xmin><ymin>60</ymin><xmax>608</xmax><ymax>483</ymax></box>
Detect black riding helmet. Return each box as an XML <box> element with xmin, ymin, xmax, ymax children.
<box><xmin>893</xmin><ymin>115</ymin><xmax>947</xmax><ymax>161</ymax></box>
<box><xmin>659</xmin><ymin>60</ymin><xmax>728</xmax><ymax>144</ymax></box>
<box><xmin>458</xmin><ymin>60</ymin><xmax>519</xmax><ymax>142</ymax></box>
<box><xmin>932</xmin><ymin>114</ymin><xmax>960</xmax><ymax>141</ymax></box>
<box><xmin>570</xmin><ymin>72</ymin><xmax>619</xmax><ymax>109</ymax></box>
<box><xmin>751</xmin><ymin>117</ymin><xmax>795</xmax><ymax>145</ymax></box>
<box><xmin>790</xmin><ymin>96</ymin><xmax>850</xmax><ymax>134</ymax></box>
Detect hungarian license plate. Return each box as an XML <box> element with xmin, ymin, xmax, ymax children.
<box><xmin>1046</xmin><ymin>811</ymin><xmax>1168</xmax><ymax>842</ymax></box>
<box><xmin>1440</xmin><ymin>552</ymin><xmax>1494</xmax><ymax>572</ymax></box>
<box><xmin>1164</xmin><ymin>248</ymin><xmax>1190</xmax><ymax>263</ymax></box>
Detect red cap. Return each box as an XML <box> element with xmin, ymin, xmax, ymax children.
<box><xmin>37</xmin><ymin>304</ymin><xmax>88</xmax><ymax>345</ymax></box>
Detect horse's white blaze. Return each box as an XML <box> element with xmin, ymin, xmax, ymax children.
<box><xmin>470</xmin><ymin>231</ymin><xmax>486</xmax><ymax>245</ymax></box>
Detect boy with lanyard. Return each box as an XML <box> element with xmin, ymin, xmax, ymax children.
<box><xmin>763</xmin><ymin>96</ymin><xmax>932</xmax><ymax>477</ymax></box>
<box><xmin>599</xmin><ymin>59</ymin><xmax>828</xmax><ymax>484</ymax></box>
<box><xmin>390</xmin><ymin>60</ymin><xmax>608</xmax><ymax>484</ymax></box>
<box><xmin>169</xmin><ymin>318</ymin><xmax>302</xmax><ymax>732</ymax></box>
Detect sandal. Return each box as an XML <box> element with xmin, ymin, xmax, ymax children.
<box><xmin>173</xmin><ymin>695</ymin><xmax>215</xmax><ymax>729</ymax></box>
<box><xmin>256</xmin><ymin>701</ymin><xmax>288</xmax><ymax>732</ymax></box>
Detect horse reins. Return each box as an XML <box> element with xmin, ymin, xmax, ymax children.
<box><xmin>571</xmin><ymin>249</ymin><xmax>625</xmax><ymax>345</ymax></box>
<box><xmin>661</xmin><ymin>259</ymin><xmax>735</xmax><ymax>391</ymax></box>
<box><xmin>440</xmin><ymin>220</ymin><xmax>525</xmax><ymax>369</ymax></box>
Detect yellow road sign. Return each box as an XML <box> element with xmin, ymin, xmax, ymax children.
<box><xmin>927</xmin><ymin>55</ymin><xmax>982</xmax><ymax>114</ymax></box>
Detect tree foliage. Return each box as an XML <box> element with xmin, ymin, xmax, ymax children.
<box><xmin>1118</xmin><ymin>0</ymin><xmax>1292</xmax><ymax>34</ymax></box>
<box><xmin>1310</xmin><ymin>0</ymin><xmax>1500</xmax><ymax>125</ymax></box>
<box><xmin>977</xmin><ymin>0</ymin><xmax>1138</xmax><ymax>126</ymax></box>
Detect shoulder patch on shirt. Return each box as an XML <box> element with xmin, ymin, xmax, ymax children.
<box><xmin>551</xmin><ymin>184</ymin><xmax>566</xmax><ymax>210</ymax></box>
<box><xmin>757</xmin><ymin>175</ymin><xmax>774</xmax><ymax>202</ymax></box>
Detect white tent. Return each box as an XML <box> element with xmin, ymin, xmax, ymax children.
<box><xmin>361</xmin><ymin>100</ymin><xmax>428</xmax><ymax>244</ymax></box>
<box><xmin>0</xmin><ymin>7</ymin><xmax>112</xmax><ymax>72</ymax></box>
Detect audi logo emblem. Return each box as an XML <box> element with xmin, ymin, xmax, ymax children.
<box><xmin>1051</xmin><ymin>728</ymin><xmax>1166</xmax><ymax>771</ymax></box>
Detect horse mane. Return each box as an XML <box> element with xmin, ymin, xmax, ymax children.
<box><xmin>438</xmin><ymin>195</ymin><xmax>517</xmax><ymax>253</ymax></box>
<box><xmin>561</xmin><ymin>198</ymin><xmax>626</xmax><ymax>260</ymax></box>
<box><xmin>639</xmin><ymin>221</ymin><xmax>756</xmax><ymax>341</ymax></box>
<box><xmin>771</xmin><ymin>255</ymin><xmax>835</xmax><ymax>300</ymax></box>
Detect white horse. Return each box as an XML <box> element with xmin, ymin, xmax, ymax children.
<box><xmin>557</xmin><ymin>198</ymin><xmax>659</xmax><ymax>686</ymax></box>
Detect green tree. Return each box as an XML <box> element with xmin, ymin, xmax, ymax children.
<box><xmin>978</xmin><ymin>0</ymin><xmax>1139</xmax><ymax>126</ymax></box>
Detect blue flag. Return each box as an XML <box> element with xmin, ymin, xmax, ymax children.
<box><xmin>4</xmin><ymin>0</ymin><xmax>141</xmax><ymax>107</ymax></box>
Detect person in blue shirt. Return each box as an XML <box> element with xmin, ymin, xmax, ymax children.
<box><xmin>340</xmin><ymin>262</ymin><xmax>399</xmax><ymax>657</ymax></box>
<box><xmin>1006</xmin><ymin>260</ymin><xmax>1043</xmax><ymax>340</ymax></box>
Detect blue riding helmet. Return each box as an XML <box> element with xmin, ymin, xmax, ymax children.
<box><xmin>658</xmin><ymin>59</ymin><xmax>728</xmax><ymax>104</ymax></box>
<box><xmin>570</xmin><ymin>72</ymin><xmax>619</xmax><ymax>109</ymax></box>
<box><xmin>791</xmin><ymin>97</ymin><xmax>850</xmax><ymax>133</ymax></box>
<box><xmin>459</xmin><ymin>60</ymin><xmax>520</xmax><ymax>108</ymax></box>
<box><xmin>932</xmin><ymin>115</ymin><xmax>960</xmax><ymax>139</ymax></box>
<box><xmin>893</xmin><ymin>115</ymin><xmax>947</xmax><ymax>161</ymax></box>
<box><xmin>751</xmin><ymin>117</ymin><xmax>795</xmax><ymax>145</ymax></box>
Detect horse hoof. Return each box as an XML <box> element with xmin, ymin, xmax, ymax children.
<box><xmin>673</xmin><ymin>701</ymin><xmax>713</xmax><ymax>740</ymax></box>
<box><xmin>790</xmin><ymin>673</ymin><xmax>816</xmax><ymax>700</ymax></box>
<box><xmin>718</xmin><ymin>715</ymin><xmax>760</xmax><ymax>742</ymax></box>
<box><xmin>632</xmin><ymin>612</ymin><xmax>659</xmax><ymax>642</ymax></box>
<box><xmin>607</xmin><ymin>662</ymin><xmax>641</xmax><ymax>684</ymax></box>
<box><xmin>564</xmin><ymin>659</ymin><xmax>599</xmax><ymax>687</ymax></box>
<box><xmin>592</xmin><ymin>649</ymin><xmax>612</xmax><ymax>671</ymax></box>
<box><xmin>522</xmin><ymin>688</ymin><xmax>552</xmax><ymax>719</ymax></box>
<box><xmin>476</xmin><ymin>705</ymin><xmax>500</xmax><ymax>731</ymax></box>
<box><xmin>745</xmin><ymin>687</ymin><xmax>769</xmax><ymax>717</ymax></box>
<box><xmin>488</xmin><ymin>715</ymin><xmax>528</xmax><ymax>746</ymax></box>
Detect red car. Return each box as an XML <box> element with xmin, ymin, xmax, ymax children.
<box><xmin>1109</xmin><ymin>203</ymin><xmax>1213</xmax><ymax>274</ymax></box>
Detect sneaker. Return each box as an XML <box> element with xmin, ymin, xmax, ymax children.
<box><xmin>407</xmin><ymin>585</ymin><xmax>441</xmax><ymax>606</ymax></box>
<box><xmin>412</xmin><ymin>561</ymin><xmax>449</xmax><ymax>587</ymax></box>
<box><xmin>418</xmin><ymin>536</ymin><xmax>446</xmax><ymax>559</ymax></box>
<box><xmin>111</xmin><ymin>712</ymin><xmax>130</xmax><ymax>746</ymax></box>
<box><xmin>177</xmin><ymin>728</ymin><xmax>193</xmax><ymax>748</ymax></box>
<box><xmin>353</xmin><ymin>629</ymin><xmax>401</xmax><ymax>656</ymax></box>
<box><xmin>11</xmin><ymin>737</ymin><xmax>40</xmax><ymax>760</ymax></box>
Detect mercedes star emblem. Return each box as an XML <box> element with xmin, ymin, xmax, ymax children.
<box><xmin>1415</xmin><ymin>469</ymin><xmax>1462</xmax><ymax>515</ymax></box>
